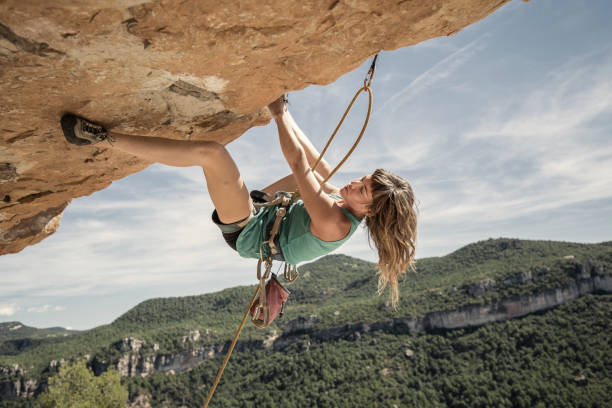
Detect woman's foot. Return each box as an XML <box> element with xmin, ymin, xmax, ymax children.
<box><xmin>267</xmin><ymin>94</ymin><xmax>288</xmax><ymax>119</ymax></box>
<box><xmin>61</xmin><ymin>113</ymin><xmax>111</xmax><ymax>146</ymax></box>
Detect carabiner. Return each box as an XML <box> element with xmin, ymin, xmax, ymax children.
<box><xmin>363</xmin><ymin>53</ymin><xmax>379</xmax><ymax>88</ymax></box>
<box><xmin>283</xmin><ymin>263</ymin><xmax>299</xmax><ymax>283</ymax></box>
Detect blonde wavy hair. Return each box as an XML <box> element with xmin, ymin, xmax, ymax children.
<box><xmin>365</xmin><ymin>168</ymin><xmax>418</xmax><ymax>307</ymax></box>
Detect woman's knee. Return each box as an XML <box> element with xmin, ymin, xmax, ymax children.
<box><xmin>194</xmin><ymin>141</ymin><xmax>227</xmax><ymax>163</ymax></box>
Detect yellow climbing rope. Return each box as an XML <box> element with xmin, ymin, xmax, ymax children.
<box><xmin>312</xmin><ymin>54</ymin><xmax>378</xmax><ymax>187</ymax></box>
<box><xmin>202</xmin><ymin>53</ymin><xmax>379</xmax><ymax>408</ymax></box>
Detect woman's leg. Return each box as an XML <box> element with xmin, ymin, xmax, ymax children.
<box><xmin>109</xmin><ymin>131</ymin><xmax>252</xmax><ymax>224</ymax></box>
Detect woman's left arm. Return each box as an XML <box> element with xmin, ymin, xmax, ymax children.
<box><xmin>273</xmin><ymin>113</ymin><xmax>349</xmax><ymax>241</ymax></box>
<box><xmin>261</xmin><ymin>173</ymin><xmax>339</xmax><ymax>197</ymax></box>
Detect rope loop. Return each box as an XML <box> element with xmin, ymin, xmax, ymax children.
<box><xmin>311</xmin><ymin>84</ymin><xmax>373</xmax><ymax>186</ymax></box>
<box><xmin>311</xmin><ymin>53</ymin><xmax>378</xmax><ymax>186</ymax></box>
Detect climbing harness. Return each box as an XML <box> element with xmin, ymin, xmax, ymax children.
<box><xmin>202</xmin><ymin>53</ymin><xmax>379</xmax><ymax>408</ymax></box>
<box><xmin>250</xmin><ymin>191</ymin><xmax>297</xmax><ymax>328</ymax></box>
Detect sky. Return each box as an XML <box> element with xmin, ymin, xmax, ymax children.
<box><xmin>1</xmin><ymin>0</ymin><xmax>611</xmax><ymax>330</ymax></box>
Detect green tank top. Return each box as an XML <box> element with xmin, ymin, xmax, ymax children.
<box><xmin>236</xmin><ymin>194</ymin><xmax>362</xmax><ymax>265</ymax></box>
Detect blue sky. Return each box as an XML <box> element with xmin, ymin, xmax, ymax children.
<box><xmin>1</xmin><ymin>0</ymin><xmax>611</xmax><ymax>330</ymax></box>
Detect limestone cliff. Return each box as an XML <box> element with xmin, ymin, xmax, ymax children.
<box><xmin>113</xmin><ymin>273</ymin><xmax>612</xmax><ymax>378</ymax></box>
<box><xmin>0</xmin><ymin>0</ymin><xmax>509</xmax><ymax>255</ymax></box>
<box><xmin>82</xmin><ymin>272</ymin><xmax>612</xmax><ymax>378</ymax></box>
<box><xmin>0</xmin><ymin>365</ymin><xmax>37</xmax><ymax>398</ymax></box>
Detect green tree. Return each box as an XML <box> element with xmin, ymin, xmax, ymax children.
<box><xmin>38</xmin><ymin>360</ymin><xmax>127</xmax><ymax>408</ymax></box>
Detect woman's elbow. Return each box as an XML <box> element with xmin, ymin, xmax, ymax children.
<box><xmin>319</xmin><ymin>161</ymin><xmax>332</xmax><ymax>177</ymax></box>
<box><xmin>287</xmin><ymin>148</ymin><xmax>307</xmax><ymax>171</ymax></box>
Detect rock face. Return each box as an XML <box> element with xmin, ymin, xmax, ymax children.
<box><xmin>422</xmin><ymin>278</ymin><xmax>607</xmax><ymax>330</ymax></box>
<box><xmin>110</xmin><ymin>335</ymin><xmax>225</xmax><ymax>377</ymax></box>
<box><xmin>0</xmin><ymin>365</ymin><xmax>38</xmax><ymax>398</ymax></box>
<box><xmin>0</xmin><ymin>0</ymin><xmax>509</xmax><ymax>255</ymax></box>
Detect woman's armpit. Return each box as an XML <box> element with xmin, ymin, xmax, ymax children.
<box><xmin>309</xmin><ymin>211</ymin><xmax>351</xmax><ymax>242</ymax></box>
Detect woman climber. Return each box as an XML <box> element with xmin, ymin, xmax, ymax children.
<box><xmin>60</xmin><ymin>96</ymin><xmax>417</xmax><ymax>306</ymax></box>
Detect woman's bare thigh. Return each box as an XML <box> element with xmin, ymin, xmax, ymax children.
<box><xmin>200</xmin><ymin>143</ymin><xmax>252</xmax><ymax>224</ymax></box>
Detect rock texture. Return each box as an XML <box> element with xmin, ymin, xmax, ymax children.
<box><xmin>0</xmin><ymin>365</ymin><xmax>37</xmax><ymax>398</ymax></box>
<box><xmin>0</xmin><ymin>0</ymin><xmax>509</xmax><ymax>255</ymax></box>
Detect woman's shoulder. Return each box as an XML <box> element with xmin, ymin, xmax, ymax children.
<box><xmin>307</xmin><ymin>201</ymin><xmax>353</xmax><ymax>241</ymax></box>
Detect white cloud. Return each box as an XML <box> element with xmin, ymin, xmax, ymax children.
<box><xmin>465</xmin><ymin>51</ymin><xmax>612</xmax><ymax>143</ymax></box>
<box><xmin>0</xmin><ymin>171</ymin><xmax>257</xmax><ymax>300</ymax></box>
<box><xmin>27</xmin><ymin>305</ymin><xmax>66</xmax><ymax>313</ymax></box>
<box><xmin>0</xmin><ymin>303</ymin><xmax>20</xmax><ymax>316</ymax></box>
<box><xmin>386</xmin><ymin>49</ymin><xmax>612</xmax><ymax>230</ymax></box>
<box><xmin>378</xmin><ymin>36</ymin><xmax>486</xmax><ymax>115</ymax></box>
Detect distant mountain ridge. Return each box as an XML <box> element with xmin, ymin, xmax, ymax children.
<box><xmin>1</xmin><ymin>238</ymin><xmax>611</xmax><ymax>407</ymax></box>
<box><xmin>0</xmin><ymin>322</ymin><xmax>77</xmax><ymax>343</ymax></box>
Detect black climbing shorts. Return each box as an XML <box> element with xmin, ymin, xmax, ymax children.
<box><xmin>211</xmin><ymin>206</ymin><xmax>257</xmax><ymax>251</ymax></box>
<box><xmin>211</xmin><ymin>191</ymin><xmax>268</xmax><ymax>251</ymax></box>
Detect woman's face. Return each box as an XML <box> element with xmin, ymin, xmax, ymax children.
<box><xmin>339</xmin><ymin>174</ymin><xmax>373</xmax><ymax>217</ymax></box>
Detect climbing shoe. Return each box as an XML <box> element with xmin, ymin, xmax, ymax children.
<box><xmin>61</xmin><ymin>113</ymin><xmax>111</xmax><ymax>146</ymax></box>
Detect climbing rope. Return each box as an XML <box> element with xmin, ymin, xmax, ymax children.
<box><xmin>308</xmin><ymin>53</ymin><xmax>378</xmax><ymax>189</ymax></box>
<box><xmin>202</xmin><ymin>287</ymin><xmax>262</xmax><ymax>408</ymax></box>
<box><xmin>202</xmin><ymin>53</ymin><xmax>379</xmax><ymax>408</ymax></box>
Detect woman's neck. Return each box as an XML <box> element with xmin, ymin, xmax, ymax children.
<box><xmin>337</xmin><ymin>200</ymin><xmax>365</xmax><ymax>219</ymax></box>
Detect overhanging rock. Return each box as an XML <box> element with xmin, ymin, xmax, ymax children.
<box><xmin>0</xmin><ymin>0</ymin><xmax>509</xmax><ymax>255</ymax></box>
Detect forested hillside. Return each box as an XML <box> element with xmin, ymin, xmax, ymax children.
<box><xmin>1</xmin><ymin>238</ymin><xmax>610</xmax><ymax>407</ymax></box>
<box><xmin>126</xmin><ymin>294</ymin><xmax>611</xmax><ymax>408</ymax></box>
